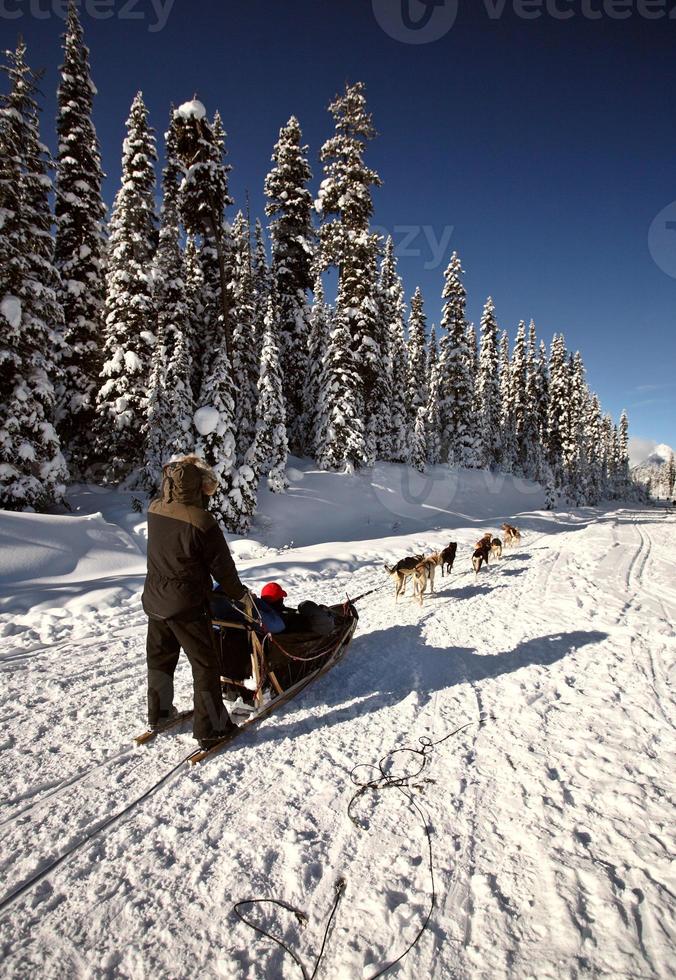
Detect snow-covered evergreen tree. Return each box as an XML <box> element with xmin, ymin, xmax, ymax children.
<box><xmin>376</xmin><ymin>237</ymin><xmax>408</xmax><ymax>462</ymax></box>
<box><xmin>464</xmin><ymin>320</ymin><xmax>480</xmax><ymax>466</ymax></box>
<box><xmin>54</xmin><ymin>1</ymin><xmax>106</xmax><ymax>473</ymax></box>
<box><xmin>406</xmin><ymin>287</ymin><xmax>428</xmax><ymax>426</ymax></box>
<box><xmin>438</xmin><ymin>252</ymin><xmax>474</xmax><ymax>467</ymax></box>
<box><xmin>141</xmin><ymin>118</ymin><xmax>194</xmax><ymax>492</ymax></box>
<box><xmin>427</xmin><ymin>323</ymin><xmax>438</xmax><ymax>388</ymax></box>
<box><xmin>0</xmin><ymin>41</ymin><xmax>68</xmax><ymax>510</ymax></box>
<box><xmin>152</xmin><ymin>113</ymin><xmax>187</xmax><ymax>361</ymax></box>
<box><xmin>543</xmin><ymin>463</ymin><xmax>558</xmax><ymax>510</ymax></box>
<box><xmin>536</xmin><ymin>339</ymin><xmax>550</xmax><ymax>441</ymax></box>
<box><xmin>476</xmin><ymin>297</ymin><xmax>501</xmax><ymax>469</ymax></box>
<box><xmin>253</xmin><ymin>293</ymin><xmax>288</xmax><ymax>493</ymax></box>
<box><xmin>410</xmin><ymin>406</ymin><xmax>428</xmax><ymax>473</ymax></box>
<box><xmin>253</xmin><ymin>218</ymin><xmax>270</xmax><ymax>335</ymax></box>
<box><xmin>96</xmin><ymin>92</ymin><xmax>158</xmax><ymax>481</ymax></box>
<box><xmin>316</xmin><ymin>308</ymin><xmax>366</xmax><ymax>473</ymax></box>
<box><xmin>465</xmin><ymin>322</ymin><xmax>478</xmax><ymax>388</ymax></box>
<box><xmin>565</xmin><ymin>353</ymin><xmax>585</xmax><ymax>501</ymax></box>
<box><xmin>230</xmin><ymin>210</ymin><xmax>259</xmax><ymax>459</ymax></box>
<box><xmin>194</xmin><ymin>343</ymin><xmax>239</xmax><ymax>531</ymax></box>
<box><xmin>316</xmin><ymin>81</ymin><xmax>382</xmax><ymax>468</ymax></box>
<box><xmin>339</xmin><ymin>241</ymin><xmax>381</xmax><ymax>465</ymax></box>
<box><xmin>425</xmin><ymin>363</ymin><xmax>443</xmax><ymax>466</ymax></box>
<box><xmin>561</xmin><ymin>352</ymin><xmax>586</xmax><ymax>505</ymax></box>
<box><xmin>546</xmin><ymin>333</ymin><xmax>568</xmax><ymax>483</ymax></box>
<box><xmin>665</xmin><ymin>452</ymin><xmax>676</xmax><ymax>499</ymax></box>
<box><xmin>184</xmin><ymin>235</ymin><xmax>205</xmax><ymax>397</ymax></box>
<box><xmin>498</xmin><ymin>330</ymin><xmax>516</xmax><ymax>473</ymax></box>
<box><xmin>264</xmin><ymin>116</ymin><xmax>314</xmax><ymax>451</ymax></box>
<box><xmin>305</xmin><ymin>274</ymin><xmax>331</xmax><ymax>457</ymax></box>
<box><xmin>583</xmin><ymin>393</ymin><xmax>604</xmax><ymax>505</ymax></box>
<box><xmin>510</xmin><ymin>321</ymin><xmax>528</xmax><ymax>473</ymax></box>
<box><xmin>616</xmin><ymin>410</ymin><xmax>630</xmax><ymax>494</ymax></box>
<box><xmin>171</xmin><ymin>100</ymin><xmax>233</xmax><ymax>380</ymax></box>
<box><xmin>142</xmin><ymin>342</ymin><xmax>168</xmax><ymax>493</ymax></box>
<box><xmin>522</xmin><ymin>322</ymin><xmax>545</xmax><ymax>480</ymax></box>
<box><xmin>600</xmin><ymin>414</ymin><xmax>615</xmax><ymax>498</ymax></box>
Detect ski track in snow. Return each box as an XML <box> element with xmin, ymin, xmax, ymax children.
<box><xmin>0</xmin><ymin>506</ymin><xmax>674</xmax><ymax>979</ymax></box>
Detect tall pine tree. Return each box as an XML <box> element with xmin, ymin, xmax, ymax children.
<box><xmin>510</xmin><ymin>321</ymin><xmax>528</xmax><ymax>474</ymax></box>
<box><xmin>476</xmin><ymin>297</ymin><xmax>501</xmax><ymax>469</ymax></box>
<box><xmin>498</xmin><ymin>330</ymin><xmax>516</xmax><ymax>473</ymax></box>
<box><xmin>230</xmin><ymin>210</ymin><xmax>259</xmax><ymax>459</ymax></box>
<box><xmin>253</xmin><ymin>293</ymin><xmax>289</xmax><ymax>493</ymax></box>
<box><xmin>171</xmin><ymin>100</ymin><xmax>233</xmax><ymax>387</ymax></box>
<box><xmin>96</xmin><ymin>92</ymin><xmax>158</xmax><ymax>481</ymax></box>
<box><xmin>546</xmin><ymin>333</ymin><xmax>569</xmax><ymax>485</ymax></box>
<box><xmin>376</xmin><ymin>237</ymin><xmax>408</xmax><ymax>463</ymax></box>
<box><xmin>54</xmin><ymin>1</ymin><xmax>106</xmax><ymax>474</ymax></box>
<box><xmin>264</xmin><ymin>116</ymin><xmax>314</xmax><ymax>451</ymax></box>
<box><xmin>316</xmin><ymin>309</ymin><xmax>366</xmax><ymax>473</ymax></box>
<box><xmin>0</xmin><ymin>41</ymin><xmax>68</xmax><ymax>509</ymax></box>
<box><xmin>305</xmin><ymin>274</ymin><xmax>331</xmax><ymax>458</ymax></box>
<box><xmin>438</xmin><ymin>253</ymin><xmax>474</xmax><ymax>467</ymax></box>
<box><xmin>406</xmin><ymin>287</ymin><xmax>428</xmax><ymax>426</ymax></box>
<box><xmin>316</xmin><ymin>82</ymin><xmax>382</xmax><ymax>468</ymax></box>
<box><xmin>522</xmin><ymin>322</ymin><xmax>546</xmax><ymax>481</ymax></box>
<box><xmin>141</xmin><ymin>115</ymin><xmax>193</xmax><ymax>491</ymax></box>
<box><xmin>194</xmin><ymin>343</ymin><xmax>239</xmax><ymax>531</ymax></box>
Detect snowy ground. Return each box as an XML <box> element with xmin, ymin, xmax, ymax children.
<box><xmin>0</xmin><ymin>462</ymin><xmax>674</xmax><ymax>979</ymax></box>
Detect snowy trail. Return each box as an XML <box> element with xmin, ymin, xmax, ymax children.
<box><xmin>0</xmin><ymin>505</ymin><xmax>674</xmax><ymax>978</ymax></box>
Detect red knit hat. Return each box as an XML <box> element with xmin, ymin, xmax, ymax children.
<box><xmin>261</xmin><ymin>582</ymin><xmax>287</xmax><ymax>602</ymax></box>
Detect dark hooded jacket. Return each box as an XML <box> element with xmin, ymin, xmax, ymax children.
<box><xmin>142</xmin><ymin>460</ymin><xmax>246</xmax><ymax>622</ymax></box>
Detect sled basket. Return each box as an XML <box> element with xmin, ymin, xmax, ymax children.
<box><xmin>212</xmin><ymin>601</ymin><xmax>358</xmax><ymax>709</ymax></box>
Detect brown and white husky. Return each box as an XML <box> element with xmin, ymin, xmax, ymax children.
<box><xmin>385</xmin><ymin>555</ymin><xmax>424</xmax><ymax>601</ymax></box>
<box><xmin>414</xmin><ymin>553</ymin><xmax>443</xmax><ymax>605</ymax></box>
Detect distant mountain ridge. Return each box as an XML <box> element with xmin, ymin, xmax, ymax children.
<box><xmin>632</xmin><ymin>443</ymin><xmax>674</xmax><ymax>492</ymax></box>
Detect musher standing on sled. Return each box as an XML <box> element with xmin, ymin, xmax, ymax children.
<box><xmin>142</xmin><ymin>455</ymin><xmax>250</xmax><ymax>749</ymax></box>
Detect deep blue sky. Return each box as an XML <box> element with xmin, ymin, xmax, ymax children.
<box><xmin>4</xmin><ymin>0</ymin><xmax>675</xmax><ymax>449</ymax></box>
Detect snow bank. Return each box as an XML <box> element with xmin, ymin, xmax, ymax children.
<box><xmin>176</xmin><ymin>99</ymin><xmax>206</xmax><ymax>121</ymax></box>
<box><xmin>0</xmin><ymin>509</ymin><xmax>145</xmax><ymax>614</ymax></box>
<box><xmin>251</xmin><ymin>457</ymin><xmax>546</xmax><ymax>550</ymax></box>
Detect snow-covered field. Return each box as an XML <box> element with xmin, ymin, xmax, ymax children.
<box><xmin>0</xmin><ymin>462</ymin><xmax>674</xmax><ymax>979</ymax></box>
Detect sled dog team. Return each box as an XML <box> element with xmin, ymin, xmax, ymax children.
<box><xmin>385</xmin><ymin>523</ymin><xmax>522</xmax><ymax>605</ymax></box>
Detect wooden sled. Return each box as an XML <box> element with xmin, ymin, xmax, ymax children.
<box><xmin>211</xmin><ymin>600</ymin><xmax>359</xmax><ymax>711</ymax></box>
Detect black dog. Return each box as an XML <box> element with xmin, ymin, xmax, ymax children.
<box><xmin>440</xmin><ymin>542</ymin><xmax>457</xmax><ymax>577</ymax></box>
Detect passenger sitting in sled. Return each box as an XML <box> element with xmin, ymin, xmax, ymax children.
<box><xmin>210</xmin><ymin>581</ymin><xmax>338</xmax><ymax>637</ymax></box>
<box><xmin>259</xmin><ymin>582</ymin><xmax>339</xmax><ymax>636</ymax></box>
<box><xmin>210</xmin><ymin>581</ymin><xmax>286</xmax><ymax>634</ymax></box>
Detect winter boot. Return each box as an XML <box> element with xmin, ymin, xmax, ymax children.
<box><xmin>199</xmin><ymin>717</ymin><xmax>238</xmax><ymax>750</ymax></box>
<box><xmin>149</xmin><ymin>704</ymin><xmax>178</xmax><ymax>733</ymax></box>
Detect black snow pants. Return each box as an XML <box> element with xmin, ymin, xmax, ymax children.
<box><xmin>146</xmin><ymin>612</ymin><xmax>229</xmax><ymax>740</ymax></box>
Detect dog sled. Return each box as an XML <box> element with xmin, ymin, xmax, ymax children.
<box><xmin>212</xmin><ymin>598</ymin><xmax>359</xmax><ymax>714</ymax></box>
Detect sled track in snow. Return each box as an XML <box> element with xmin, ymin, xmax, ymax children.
<box><xmin>0</xmin><ymin>749</ymin><xmax>193</xmax><ymax>917</ymax></box>
<box><xmin>0</xmin><ymin>741</ymin><xmax>140</xmax><ymax>831</ymax></box>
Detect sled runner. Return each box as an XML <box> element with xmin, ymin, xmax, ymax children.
<box><xmin>134</xmin><ymin>709</ymin><xmax>194</xmax><ymax>746</ymax></box>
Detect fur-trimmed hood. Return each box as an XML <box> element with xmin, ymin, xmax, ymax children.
<box><xmin>159</xmin><ymin>456</ymin><xmax>218</xmax><ymax>508</ymax></box>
